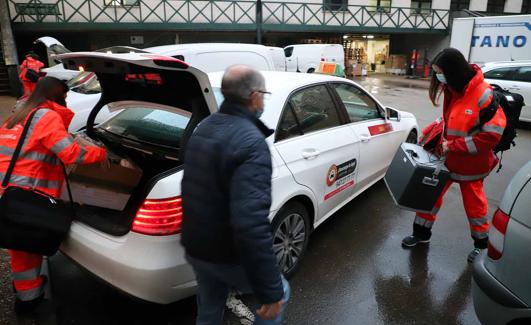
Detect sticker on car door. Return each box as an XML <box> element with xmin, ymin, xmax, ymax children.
<box><xmin>325</xmin><ymin>158</ymin><xmax>357</xmax><ymax>200</ymax></box>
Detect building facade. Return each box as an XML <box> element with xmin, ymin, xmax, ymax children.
<box><xmin>1</xmin><ymin>0</ymin><xmax>530</xmax><ymax>88</ymax></box>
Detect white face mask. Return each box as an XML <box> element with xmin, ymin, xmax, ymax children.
<box><xmin>436</xmin><ymin>73</ymin><xmax>447</xmax><ymax>84</ymax></box>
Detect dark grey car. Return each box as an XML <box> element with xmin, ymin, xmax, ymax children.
<box><xmin>472</xmin><ymin>160</ymin><xmax>531</xmax><ymax>324</ymax></box>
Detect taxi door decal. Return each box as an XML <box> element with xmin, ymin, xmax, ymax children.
<box><xmin>368</xmin><ymin>123</ymin><xmax>393</xmax><ymax>136</ymax></box>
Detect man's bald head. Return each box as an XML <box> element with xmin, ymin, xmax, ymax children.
<box><xmin>221</xmin><ymin>65</ymin><xmax>265</xmax><ymax>105</ymax></box>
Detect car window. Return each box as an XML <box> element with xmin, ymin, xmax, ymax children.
<box><xmin>284</xmin><ymin>47</ymin><xmax>294</xmax><ymax>58</ymax></box>
<box><xmin>277</xmin><ymin>103</ymin><xmax>303</xmax><ymax>141</ymax></box>
<box><xmin>483</xmin><ymin>67</ymin><xmax>517</xmax><ymax>80</ymax></box>
<box><xmin>99</xmin><ymin>104</ymin><xmax>191</xmax><ymax>148</ymax></box>
<box><xmin>332</xmin><ymin>83</ymin><xmax>380</xmax><ymax>122</ymax></box>
<box><xmin>286</xmin><ymin>84</ymin><xmax>341</xmax><ymax>135</ymax></box>
<box><xmin>514</xmin><ymin>66</ymin><xmax>531</xmax><ymax>83</ymax></box>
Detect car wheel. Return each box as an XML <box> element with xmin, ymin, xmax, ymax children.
<box><xmin>307</xmin><ymin>68</ymin><xmax>315</xmax><ymax>73</ymax></box>
<box><xmin>406</xmin><ymin>130</ymin><xmax>417</xmax><ymax>144</ymax></box>
<box><xmin>271</xmin><ymin>201</ymin><xmax>310</xmax><ymax>278</ymax></box>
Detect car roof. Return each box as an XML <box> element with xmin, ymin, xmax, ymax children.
<box><xmin>482</xmin><ymin>60</ymin><xmax>531</xmax><ymax>68</ymax></box>
<box><xmin>145</xmin><ymin>43</ymin><xmax>270</xmax><ymax>56</ymax></box>
<box><xmin>207</xmin><ymin>71</ymin><xmax>349</xmax><ymax>92</ymax></box>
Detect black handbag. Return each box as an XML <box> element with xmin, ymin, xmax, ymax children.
<box><xmin>24</xmin><ymin>68</ymin><xmax>40</xmax><ymax>83</ymax></box>
<box><xmin>0</xmin><ymin>109</ymin><xmax>74</xmax><ymax>256</ymax></box>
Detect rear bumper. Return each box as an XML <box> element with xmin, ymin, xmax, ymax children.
<box><xmin>61</xmin><ymin>221</ymin><xmax>197</xmax><ymax>304</ymax></box>
<box><xmin>472</xmin><ymin>252</ymin><xmax>530</xmax><ymax>325</ymax></box>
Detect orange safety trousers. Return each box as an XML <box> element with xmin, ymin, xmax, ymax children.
<box><xmin>414</xmin><ymin>180</ymin><xmax>489</xmax><ymax>240</ymax></box>
<box><xmin>8</xmin><ymin>250</ymin><xmax>45</xmax><ymax>301</ymax></box>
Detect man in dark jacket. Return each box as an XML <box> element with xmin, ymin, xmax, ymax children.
<box><xmin>182</xmin><ymin>65</ymin><xmax>289</xmax><ymax>325</ymax></box>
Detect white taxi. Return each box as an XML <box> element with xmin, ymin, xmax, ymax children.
<box><xmin>57</xmin><ymin>52</ymin><xmax>418</xmax><ymax>304</ymax></box>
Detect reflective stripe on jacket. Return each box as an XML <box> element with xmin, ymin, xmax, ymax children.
<box><xmin>443</xmin><ymin>65</ymin><xmax>507</xmax><ymax>181</ymax></box>
<box><xmin>0</xmin><ymin>101</ymin><xmax>106</xmax><ymax>198</ymax></box>
<box><xmin>19</xmin><ymin>57</ymin><xmax>44</xmax><ymax>82</ymax></box>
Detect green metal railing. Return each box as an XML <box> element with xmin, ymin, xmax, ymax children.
<box><xmin>8</xmin><ymin>0</ymin><xmax>450</xmax><ymax>33</ymax></box>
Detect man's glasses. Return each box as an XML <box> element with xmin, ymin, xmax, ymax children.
<box><xmin>254</xmin><ymin>90</ymin><xmax>272</xmax><ymax>100</ymax></box>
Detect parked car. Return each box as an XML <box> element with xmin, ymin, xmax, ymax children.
<box><xmin>34</xmin><ymin>37</ymin><xmax>79</xmax><ymax>81</ymax></box>
<box><xmin>57</xmin><ymin>51</ymin><xmax>418</xmax><ymax>304</ymax></box>
<box><xmin>482</xmin><ymin>61</ymin><xmax>531</xmax><ymax>122</ymax></box>
<box><xmin>472</xmin><ymin>160</ymin><xmax>531</xmax><ymax>325</ymax></box>
<box><xmin>284</xmin><ymin>44</ymin><xmax>345</xmax><ymax>73</ymax></box>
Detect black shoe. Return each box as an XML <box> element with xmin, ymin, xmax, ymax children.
<box><xmin>467</xmin><ymin>248</ymin><xmax>483</xmax><ymax>263</ymax></box>
<box><xmin>14</xmin><ymin>276</ymin><xmax>47</xmax><ymax>315</ymax></box>
<box><xmin>14</xmin><ymin>293</ymin><xmax>44</xmax><ymax>315</ymax></box>
<box><xmin>402</xmin><ymin>235</ymin><xmax>430</xmax><ymax>248</ymax></box>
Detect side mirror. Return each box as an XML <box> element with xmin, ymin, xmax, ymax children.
<box><xmin>386</xmin><ymin>107</ymin><xmax>401</xmax><ymax>122</ymax></box>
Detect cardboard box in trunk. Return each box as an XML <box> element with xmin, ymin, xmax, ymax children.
<box><xmin>60</xmin><ymin>137</ymin><xmax>143</xmax><ymax>211</ymax></box>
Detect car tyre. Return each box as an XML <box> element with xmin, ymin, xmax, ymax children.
<box><xmin>271</xmin><ymin>201</ymin><xmax>311</xmax><ymax>279</ymax></box>
<box><xmin>307</xmin><ymin>68</ymin><xmax>315</xmax><ymax>73</ymax></box>
<box><xmin>406</xmin><ymin>130</ymin><xmax>418</xmax><ymax>144</ymax></box>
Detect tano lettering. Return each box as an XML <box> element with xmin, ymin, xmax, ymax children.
<box><xmin>471</xmin><ymin>35</ymin><xmax>527</xmax><ymax>48</ymax></box>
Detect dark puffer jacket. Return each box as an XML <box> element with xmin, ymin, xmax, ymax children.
<box><xmin>181</xmin><ymin>101</ymin><xmax>283</xmax><ymax>304</ymax></box>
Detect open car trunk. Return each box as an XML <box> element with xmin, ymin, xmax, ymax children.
<box><xmin>69</xmin><ymin>134</ymin><xmax>182</xmax><ymax>236</ymax></box>
<box><xmin>58</xmin><ymin>52</ymin><xmax>217</xmax><ymax>236</ymax></box>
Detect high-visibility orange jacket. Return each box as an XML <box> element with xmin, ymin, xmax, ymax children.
<box><xmin>443</xmin><ymin>65</ymin><xmax>507</xmax><ymax>182</ymax></box>
<box><xmin>19</xmin><ymin>57</ymin><xmax>44</xmax><ymax>82</ymax></box>
<box><xmin>0</xmin><ymin>100</ymin><xmax>106</xmax><ymax>198</ymax></box>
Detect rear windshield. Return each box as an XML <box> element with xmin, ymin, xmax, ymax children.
<box><xmin>99</xmin><ymin>104</ymin><xmax>191</xmax><ymax>148</ymax></box>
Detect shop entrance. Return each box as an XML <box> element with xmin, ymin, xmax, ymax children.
<box><xmin>343</xmin><ymin>34</ymin><xmax>389</xmax><ymax>76</ymax></box>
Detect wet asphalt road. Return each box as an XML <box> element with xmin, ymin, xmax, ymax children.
<box><xmin>1</xmin><ymin>75</ymin><xmax>530</xmax><ymax>325</ymax></box>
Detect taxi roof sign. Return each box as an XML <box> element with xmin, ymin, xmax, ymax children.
<box><xmin>317</xmin><ymin>61</ymin><xmax>345</xmax><ymax>78</ymax></box>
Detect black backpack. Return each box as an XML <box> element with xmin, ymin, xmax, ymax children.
<box><xmin>472</xmin><ymin>84</ymin><xmax>524</xmax><ymax>154</ymax></box>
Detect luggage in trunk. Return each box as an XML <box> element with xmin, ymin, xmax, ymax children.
<box><xmin>384</xmin><ymin>143</ymin><xmax>450</xmax><ymax>214</ymax></box>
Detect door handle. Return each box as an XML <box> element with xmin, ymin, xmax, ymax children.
<box><xmin>509</xmin><ymin>86</ymin><xmax>521</xmax><ymax>91</ymax></box>
<box><xmin>360</xmin><ymin>134</ymin><xmax>371</xmax><ymax>143</ymax></box>
<box><xmin>302</xmin><ymin>149</ymin><xmax>321</xmax><ymax>160</ymax></box>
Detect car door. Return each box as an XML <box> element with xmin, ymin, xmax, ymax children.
<box><xmin>511</xmin><ymin>66</ymin><xmax>531</xmax><ymax>121</ymax></box>
<box><xmin>274</xmin><ymin>84</ymin><xmax>360</xmax><ymax>221</ymax></box>
<box><xmin>330</xmin><ymin>82</ymin><xmax>402</xmax><ymax>191</ymax></box>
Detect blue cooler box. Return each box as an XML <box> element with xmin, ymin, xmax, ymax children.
<box><xmin>384</xmin><ymin>143</ymin><xmax>450</xmax><ymax>214</ymax></box>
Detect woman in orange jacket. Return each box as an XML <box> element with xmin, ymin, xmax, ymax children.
<box><xmin>401</xmin><ymin>48</ymin><xmax>507</xmax><ymax>263</ymax></box>
<box><xmin>0</xmin><ymin>77</ymin><xmax>107</xmax><ymax>313</ymax></box>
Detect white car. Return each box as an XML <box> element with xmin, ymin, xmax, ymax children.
<box><xmin>57</xmin><ymin>52</ymin><xmax>418</xmax><ymax>304</ymax></box>
<box><xmin>34</xmin><ymin>37</ymin><xmax>79</xmax><ymax>81</ymax></box>
<box><xmin>482</xmin><ymin>61</ymin><xmax>531</xmax><ymax>122</ymax></box>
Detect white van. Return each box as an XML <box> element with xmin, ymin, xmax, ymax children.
<box><xmin>266</xmin><ymin>46</ymin><xmax>287</xmax><ymax>71</ymax></box>
<box><xmin>145</xmin><ymin>43</ymin><xmax>278</xmax><ymax>72</ymax></box>
<box><xmin>284</xmin><ymin>44</ymin><xmax>345</xmax><ymax>73</ymax></box>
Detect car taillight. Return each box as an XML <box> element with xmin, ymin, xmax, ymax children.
<box><xmin>132</xmin><ymin>197</ymin><xmax>183</xmax><ymax>236</ymax></box>
<box><xmin>488</xmin><ymin>208</ymin><xmax>510</xmax><ymax>260</ymax></box>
